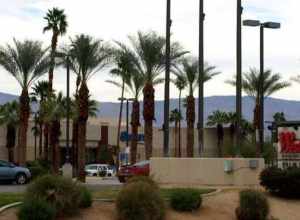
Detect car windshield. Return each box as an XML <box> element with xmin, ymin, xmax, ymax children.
<box><xmin>134</xmin><ymin>161</ymin><xmax>149</xmax><ymax>167</ymax></box>
<box><xmin>86</xmin><ymin>165</ymin><xmax>97</xmax><ymax>170</ymax></box>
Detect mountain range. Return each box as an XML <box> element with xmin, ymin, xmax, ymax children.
<box><xmin>1</xmin><ymin>92</ymin><xmax>300</xmax><ymax>127</ymax></box>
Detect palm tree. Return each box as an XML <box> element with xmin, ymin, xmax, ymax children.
<box><xmin>171</xmin><ymin>75</ymin><xmax>187</xmax><ymax>158</ymax></box>
<box><xmin>69</xmin><ymin>34</ymin><xmax>111</xmax><ymax>182</ymax></box>
<box><xmin>71</xmin><ymin>96</ymin><xmax>98</xmax><ymax>176</ymax></box>
<box><xmin>129</xmin><ymin>31</ymin><xmax>186</xmax><ymax>159</ymax></box>
<box><xmin>273</xmin><ymin>112</ymin><xmax>286</xmax><ymax>123</ymax></box>
<box><xmin>0</xmin><ymin>40</ymin><xmax>49</xmax><ymax>165</ymax></box>
<box><xmin>43</xmin><ymin>7</ymin><xmax>67</xmax><ymax>93</ymax></box>
<box><xmin>126</xmin><ymin>72</ymin><xmax>144</xmax><ymax>164</ymax></box>
<box><xmin>106</xmin><ymin>44</ymin><xmax>135</xmax><ymax>167</ymax></box>
<box><xmin>169</xmin><ymin>109</ymin><xmax>182</xmax><ymax>157</ymax></box>
<box><xmin>225</xmin><ymin>112</ymin><xmax>237</xmax><ymax>149</ymax></box>
<box><xmin>31</xmin><ymin>80</ymin><xmax>49</xmax><ymax>159</ymax></box>
<box><xmin>174</xmin><ymin>57</ymin><xmax>219</xmax><ymax>157</ymax></box>
<box><xmin>0</xmin><ymin>101</ymin><xmax>19</xmax><ymax>162</ymax></box>
<box><xmin>42</xmin><ymin>92</ymin><xmax>66</xmax><ymax>173</ymax></box>
<box><xmin>227</xmin><ymin>68</ymin><xmax>290</xmax><ymax>153</ymax></box>
<box><xmin>207</xmin><ymin>110</ymin><xmax>227</xmax><ymax>157</ymax></box>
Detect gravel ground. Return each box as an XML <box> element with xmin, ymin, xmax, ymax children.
<box><xmin>2</xmin><ymin>190</ymin><xmax>300</xmax><ymax>220</ymax></box>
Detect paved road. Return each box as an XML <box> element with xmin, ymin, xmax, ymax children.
<box><xmin>0</xmin><ymin>176</ymin><xmax>122</xmax><ymax>193</ymax></box>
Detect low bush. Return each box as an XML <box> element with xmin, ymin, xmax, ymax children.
<box><xmin>236</xmin><ymin>190</ymin><xmax>269</xmax><ymax>220</ymax></box>
<box><xmin>18</xmin><ymin>198</ymin><xmax>56</xmax><ymax>220</ymax></box>
<box><xmin>24</xmin><ymin>175</ymin><xmax>82</xmax><ymax>217</ymax></box>
<box><xmin>78</xmin><ymin>185</ymin><xmax>93</xmax><ymax>208</ymax></box>
<box><xmin>116</xmin><ymin>181</ymin><xmax>165</xmax><ymax>220</ymax></box>
<box><xmin>126</xmin><ymin>175</ymin><xmax>158</xmax><ymax>189</ymax></box>
<box><xmin>170</xmin><ymin>188</ymin><xmax>202</xmax><ymax>212</ymax></box>
<box><xmin>260</xmin><ymin>167</ymin><xmax>300</xmax><ymax>198</ymax></box>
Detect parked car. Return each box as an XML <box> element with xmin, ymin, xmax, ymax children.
<box><xmin>85</xmin><ymin>164</ymin><xmax>115</xmax><ymax>177</ymax></box>
<box><xmin>117</xmin><ymin>160</ymin><xmax>150</xmax><ymax>183</ymax></box>
<box><xmin>0</xmin><ymin>160</ymin><xmax>31</xmax><ymax>184</ymax></box>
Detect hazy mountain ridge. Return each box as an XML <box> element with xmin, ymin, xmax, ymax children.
<box><xmin>1</xmin><ymin>92</ymin><xmax>299</xmax><ymax>127</ymax></box>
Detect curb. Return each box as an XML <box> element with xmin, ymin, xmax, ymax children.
<box><xmin>202</xmin><ymin>189</ymin><xmax>222</xmax><ymax>197</ymax></box>
<box><xmin>0</xmin><ymin>202</ymin><xmax>22</xmax><ymax>214</ymax></box>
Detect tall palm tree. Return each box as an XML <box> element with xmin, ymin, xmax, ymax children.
<box><xmin>169</xmin><ymin>108</ymin><xmax>182</xmax><ymax>157</ymax></box>
<box><xmin>227</xmin><ymin>68</ymin><xmax>290</xmax><ymax>153</ymax></box>
<box><xmin>174</xmin><ymin>57</ymin><xmax>219</xmax><ymax>157</ymax></box>
<box><xmin>0</xmin><ymin>101</ymin><xmax>19</xmax><ymax>162</ymax></box>
<box><xmin>171</xmin><ymin>75</ymin><xmax>187</xmax><ymax>157</ymax></box>
<box><xmin>69</xmin><ymin>34</ymin><xmax>111</xmax><ymax>182</ymax></box>
<box><xmin>225</xmin><ymin>112</ymin><xmax>237</xmax><ymax>149</ymax></box>
<box><xmin>129</xmin><ymin>31</ymin><xmax>186</xmax><ymax>159</ymax></box>
<box><xmin>207</xmin><ymin>110</ymin><xmax>227</xmax><ymax>157</ymax></box>
<box><xmin>0</xmin><ymin>40</ymin><xmax>49</xmax><ymax>165</ymax></box>
<box><xmin>31</xmin><ymin>80</ymin><xmax>49</xmax><ymax>159</ymax></box>
<box><xmin>42</xmin><ymin>92</ymin><xmax>66</xmax><ymax>173</ymax></box>
<box><xmin>126</xmin><ymin>72</ymin><xmax>144</xmax><ymax>164</ymax></box>
<box><xmin>43</xmin><ymin>7</ymin><xmax>67</xmax><ymax>93</ymax></box>
<box><xmin>106</xmin><ymin>44</ymin><xmax>135</xmax><ymax>167</ymax></box>
<box><xmin>71</xmin><ymin>96</ymin><xmax>98</xmax><ymax>176</ymax></box>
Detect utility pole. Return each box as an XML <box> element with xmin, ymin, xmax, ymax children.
<box><xmin>198</xmin><ymin>0</ymin><xmax>205</xmax><ymax>156</ymax></box>
<box><xmin>163</xmin><ymin>0</ymin><xmax>171</xmax><ymax>157</ymax></box>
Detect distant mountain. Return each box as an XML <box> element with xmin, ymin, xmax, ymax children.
<box><xmin>1</xmin><ymin>92</ymin><xmax>300</xmax><ymax>127</ymax></box>
<box><xmin>0</xmin><ymin>92</ymin><xmax>18</xmax><ymax>104</ymax></box>
<box><xmin>98</xmin><ymin>96</ymin><xmax>300</xmax><ymax>127</ymax></box>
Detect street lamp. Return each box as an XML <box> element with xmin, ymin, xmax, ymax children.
<box><xmin>243</xmin><ymin>19</ymin><xmax>281</xmax><ymax>155</ymax></box>
<box><xmin>197</xmin><ymin>0</ymin><xmax>205</xmax><ymax>157</ymax></box>
<box><xmin>236</xmin><ymin>0</ymin><xmax>243</xmax><ymax>156</ymax></box>
<box><xmin>163</xmin><ymin>0</ymin><xmax>171</xmax><ymax>157</ymax></box>
<box><xmin>118</xmin><ymin>97</ymin><xmax>134</xmax><ymax>164</ymax></box>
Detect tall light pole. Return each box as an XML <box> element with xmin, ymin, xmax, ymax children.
<box><xmin>163</xmin><ymin>0</ymin><xmax>171</xmax><ymax>157</ymax></box>
<box><xmin>198</xmin><ymin>0</ymin><xmax>205</xmax><ymax>156</ymax></box>
<box><xmin>243</xmin><ymin>19</ymin><xmax>281</xmax><ymax>155</ymax></box>
<box><xmin>236</xmin><ymin>0</ymin><xmax>243</xmax><ymax>156</ymax></box>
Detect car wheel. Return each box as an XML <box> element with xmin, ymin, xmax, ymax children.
<box><xmin>15</xmin><ymin>173</ymin><xmax>27</xmax><ymax>185</ymax></box>
<box><xmin>93</xmin><ymin>173</ymin><xmax>97</xmax><ymax>177</ymax></box>
<box><xmin>118</xmin><ymin>176</ymin><xmax>125</xmax><ymax>183</ymax></box>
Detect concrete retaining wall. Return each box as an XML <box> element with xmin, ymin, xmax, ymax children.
<box><xmin>150</xmin><ymin>158</ymin><xmax>265</xmax><ymax>186</ymax></box>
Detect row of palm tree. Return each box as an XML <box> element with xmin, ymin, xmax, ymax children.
<box><xmin>0</xmin><ymin>7</ymin><xmax>296</xmax><ymax>182</ymax></box>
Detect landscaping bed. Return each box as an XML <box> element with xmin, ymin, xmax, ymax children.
<box><xmin>2</xmin><ymin>190</ymin><xmax>300</xmax><ymax>220</ymax></box>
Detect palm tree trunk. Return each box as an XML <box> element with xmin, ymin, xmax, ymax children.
<box><xmin>116</xmin><ymin>81</ymin><xmax>125</xmax><ymax>169</ymax></box>
<box><xmin>217</xmin><ymin>124</ymin><xmax>224</xmax><ymax>157</ymax></box>
<box><xmin>186</xmin><ymin>95</ymin><xmax>195</xmax><ymax>157</ymax></box>
<box><xmin>77</xmin><ymin>82</ymin><xmax>89</xmax><ymax>182</ymax></box>
<box><xmin>50</xmin><ymin>120</ymin><xmax>60</xmax><ymax>174</ymax></box>
<box><xmin>131</xmin><ymin>100</ymin><xmax>140</xmax><ymax>164</ymax></box>
<box><xmin>178</xmin><ymin>90</ymin><xmax>182</xmax><ymax>157</ymax></box>
<box><xmin>174</xmin><ymin>121</ymin><xmax>178</xmax><ymax>157</ymax></box>
<box><xmin>143</xmin><ymin>83</ymin><xmax>155</xmax><ymax>160</ymax></box>
<box><xmin>48</xmin><ymin>32</ymin><xmax>58</xmax><ymax>93</ymax></box>
<box><xmin>43</xmin><ymin>124</ymin><xmax>49</xmax><ymax>160</ymax></box>
<box><xmin>38</xmin><ymin>121</ymin><xmax>43</xmax><ymax>158</ymax></box>
<box><xmin>253</xmin><ymin>98</ymin><xmax>260</xmax><ymax>156</ymax></box>
<box><xmin>17</xmin><ymin>89</ymin><xmax>30</xmax><ymax>165</ymax></box>
<box><xmin>72</xmin><ymin>120</ymin><xmax>79</xmax><ymax>177</ymax></box>
<box><xmin>6</xmin><ymin>124</ymin><xmax>16</xmax><ymax>163</ymax></box>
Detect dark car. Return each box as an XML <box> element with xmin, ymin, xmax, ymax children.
<box><xmin>0</xmin><ymin>160</ymin><xmax>31</xmax><ymax>184</ymax></box>
<box><xmin>117</xmin><ymin>160</ymin><xmax>150</xmax><ymax>183</ymax></box>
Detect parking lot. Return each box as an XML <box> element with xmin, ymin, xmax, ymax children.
<box><xmin>0</xmin><ymin>176</ymin><xmax>122</xmax><ymax>193</ymax></box>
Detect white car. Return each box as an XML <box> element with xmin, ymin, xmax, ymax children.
<box><xmin>85</xmin><ymin>164</ymin><xmax>115</xmax><ymax>177</ymax></box>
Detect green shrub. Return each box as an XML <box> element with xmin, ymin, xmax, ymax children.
<box><xmin>26</xmin><ymin>160</ymin><xmax>50</xmax><ymax>179</ymax></box>
<box><xmin>126</xmin><ymin>175</ymin><xmax>158</xmax><ymax>189</ymax></box>
<box><xmin>170</xmin><ymin>188</ymin><xmax>202</xmax><ymax>212</ymax></box>
<box><xmin>24</xmin><ymin>175</ymin><xmax>81</xmax><ymax>216</ymax></box>
<box><xmin>18</xmin><ymin>198</ymin><xmax>56</xmax><ymax>220</ymax></box>
<box><xmin>260</xmin><ymin>167</ymin><xmax>300</xmax><ymax>198</ymax></box>
<box><xmin>236</xmin><ymin>190</ymin><xmax>269</xmax><ymax>220</ymax></box>
<box><xmin>116</xmin><ymin>181</ymin><xmax>165</xmax><ymax>220</ymax></box>
<box><xmin>78</xmin><ymin>186</ymin><xmax>93</xmax><ymax>208</ymax></box>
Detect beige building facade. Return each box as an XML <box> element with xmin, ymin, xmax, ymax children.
<box><xmin>0</xmin><ymin>117</ymin><xmax>229</xmax><ymax>163</ymax></box>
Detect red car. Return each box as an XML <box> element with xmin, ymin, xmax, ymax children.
<box><xmin>117</xmin><ymin>160</ymin><xmax>150</xmax><ymax>183</ymax></box>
